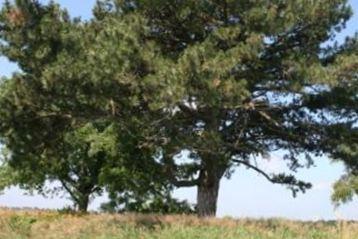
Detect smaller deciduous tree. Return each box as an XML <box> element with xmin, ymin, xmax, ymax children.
<box><xmin>0</xmin><ymin>122</ymin><xmax>119</xmax><ymax>212</ymax></box>
<box><xmin>0</xmin><ymin>0</ymin><xmax>172</xmax><ymax>212</ymax></box>
<box><xmin>327</xmin><ymin>36</ymin><xmax>358</xmax><ymax>207</ymax></box>
<box><xmin>331</xmin><ymin>135</ymin><xmax>358</xmax><ymax>206</ymax></box>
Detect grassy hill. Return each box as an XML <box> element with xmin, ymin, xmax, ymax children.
<box><xmin>0</xmin><ymin>208</ymin><xmax>357</xmax><ymax>239</ymax></box>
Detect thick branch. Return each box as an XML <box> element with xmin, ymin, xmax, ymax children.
<box><xmin>232</xmin><ymin>159</ymin><xmax>311</xmax><ymax>194</ymax></box>
<box><xmin>172</xmin><ymin>178</ymin><xmax>200</xmax><ymax>187</ymax></box>
<box><xmin>233</xmin><ymin>159</ymin><xmax>279</xmax><ymax>184</ymax></box>
<box><xmin>162</xmin><ymin>155</ymin><xmax>201</xmax><ymax>187</ymax></box>
<box><xmin>59</xmin><ymin>179</ymin><xmax>80</xmax><ymax>204</ymax></box>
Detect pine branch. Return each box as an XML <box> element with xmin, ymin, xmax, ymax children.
<box><xmin>233</xmin><ymin>159</ymin><xmax>312</xmax><ymax>196</ymax></box>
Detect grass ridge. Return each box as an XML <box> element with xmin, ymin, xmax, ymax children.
<box><xmin>0</xmin><ymin>208</ymin><xmax>356</xmax><ymax>239</ymax></box>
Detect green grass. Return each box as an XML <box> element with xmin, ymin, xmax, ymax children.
<box><xmin>0</xmin><ymin>208</ymin><xmax>356</xmax><ymax>239</ymax></box>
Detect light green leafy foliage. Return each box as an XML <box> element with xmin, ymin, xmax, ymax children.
<box><xmin>327</xmin><ymin>36</ymin><xmax>358</xmax><ymax>206</ymax></box>
<box><xmin>332</xmin><ymin>143</ymin><xmax>358</xmax><ymax>205</ymax></box>
<box><xmin>0</xmin><ymin>0</ymin><xmax>171</xmax><ymax>212</ymax></box>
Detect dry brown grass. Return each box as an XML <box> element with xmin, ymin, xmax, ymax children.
<box><xmin>0</xmin><ymin>207</ymin><xmax>357</xmax><ymax>239</ymax></box>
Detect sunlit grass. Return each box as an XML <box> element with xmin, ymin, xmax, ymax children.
<box><xmin>0</xmin><ymin>208</ymin><xmax>356</xmax><ymax>239</ymax></box>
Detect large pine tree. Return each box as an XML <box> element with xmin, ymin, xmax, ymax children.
<box><xmin>104</xmin><ymin>0</ymin><xmax>356</xmax><ymax>216</ymax></box>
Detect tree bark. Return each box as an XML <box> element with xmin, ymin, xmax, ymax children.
<box><xmin>77</xmin><ymin>194</ymin><xmax>90</xmax><ymax>213</ymax></box>
<box><xmin>196</xmin><ymin>170</ymin><xmax>221</xmax><ymax>217</ymax></box>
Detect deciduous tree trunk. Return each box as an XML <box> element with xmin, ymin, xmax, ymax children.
<box><xmin>77</xmin><ymin>194</ymin><xmax>90</xmax><ymax>213</ymax></box>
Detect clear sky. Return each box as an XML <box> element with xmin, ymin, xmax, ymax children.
<box><xmin>0</xmin><ymin>0</ymin><xmax>357</xmax><ymax>221</ymax></box>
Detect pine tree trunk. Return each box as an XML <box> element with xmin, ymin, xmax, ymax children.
<box><xmin>196</xmin><ymin>170</ymin><xmax>221</xmax><ymax>217</ymax></box>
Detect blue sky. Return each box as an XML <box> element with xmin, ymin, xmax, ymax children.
<box><xmin>0</xmin><ymin>0</ymin><xmax>357</xmax><ymax>220</ymax></box>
